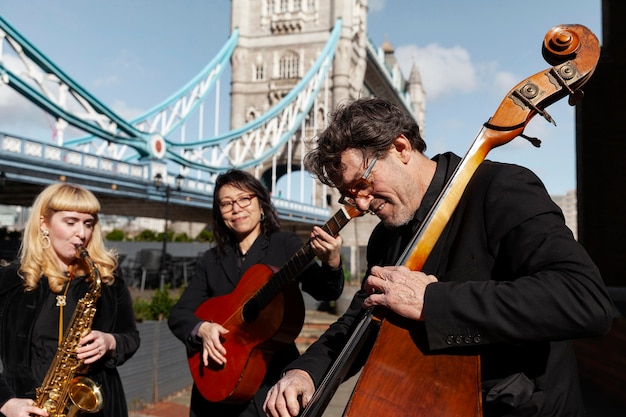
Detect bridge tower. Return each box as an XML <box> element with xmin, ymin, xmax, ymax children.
<box><xmin>230</xmin><ymin>0</ymin><xmax>425</xmax><ymax>280</ymax></box>
<box><xmin>230</xmin><ymin>0</ymin><xmax>368</xmax><ymax>183</ymax></box>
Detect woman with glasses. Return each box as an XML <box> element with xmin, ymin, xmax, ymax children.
<box><xmin>168</xmin><ymin>169</ymin><xmax>344</xmax><ymax>417</ymax></box>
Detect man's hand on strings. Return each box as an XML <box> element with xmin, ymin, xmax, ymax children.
<box><xmin>363</xmin><ymin>265</ymin><xmax>438</xmax><ymax>321</ymax></box>
<box><xmin>264</xmin><ymin>369</ymin><xmax>315</xmax><ymax>417</ymax></box>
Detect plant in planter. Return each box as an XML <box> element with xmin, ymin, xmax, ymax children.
<box><xmin>133</xmin><ymin>285</ymin><xmax>181</xmax><ymax>321</ymax></box>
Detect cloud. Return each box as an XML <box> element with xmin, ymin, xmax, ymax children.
<box><xmin>368</xmin><ymin>0</ymin><xmax>386</xmax><ymax>12</ymax></box>
<box><xmin>395</xmin><ymin>43</ymin><xmax>521</xmax><ymax>104</ymax></box>
<box><xmin>0</xmin><ymin>85</ymin><xmax>52</xmax><ymax>136</ymax></box>
<box><xmin>490</xmin><ymin>70</ymin><xmax>518</xmax><ymax>98</ymax></box>
<box><xmin>473</xmin><ymin>60</ymin><xmax>518</xmax><ymax>99</ymax></box>
<box><xmin>110</xmin><ymin>99</ymin><xmax>145</xmax><ymax>120</ymax></box>
<box><xmin>92</xmin><ymin>74</ymin><xmax>120</xmax><ymax>88</ymax></box>
<box><xmin>395</xmin><ymin>43</ymin><xmax>477</xmax><ymax>100</ymax></box>
<box><xmin>0</xmin><ymin>54</ymin><xmax>55</xmax><ymax>136</ymax></box>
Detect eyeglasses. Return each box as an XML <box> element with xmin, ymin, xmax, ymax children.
<box><xmin>218</xmin><ymin>194</ymin><xmax>257</xmax><ymax>212</ymax></box>
<box><xmin>338</xmin><ymin>155</ymin><xmax>378</xmax><ymax>207</ymax></box>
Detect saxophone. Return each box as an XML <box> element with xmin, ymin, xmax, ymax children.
<box><xmin>34</xmin><ymin>245</ymin><xmax>104</xmax><ymax>417</ymax></box>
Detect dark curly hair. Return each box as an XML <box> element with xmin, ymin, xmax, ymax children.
<box><xmin>212</xmin><ymin>169</ymin><xmax>281</xmax><ymax>255</ymax></box>
<box><xmin>304</xmin><ymin>96</ymin><xmax>426</xmax><ymax>188</ymax></box>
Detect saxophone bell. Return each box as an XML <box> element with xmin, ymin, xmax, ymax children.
<box><xmin>66</xmin><ymin>376</ymin><xmax>104</xmax><ymax>417</ymax></box>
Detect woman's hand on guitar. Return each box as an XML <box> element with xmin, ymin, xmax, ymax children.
<box><xmin>310</xmin><ymin>225</ymin><xmax>342</xmax><ymax>269</ymax></box>
<box><xmin>197</xmin><ymin>321</ymin><xmax>229</xmax><ymax>366</ymax></box>
<box><xmin>264</xmin><ymin>369</ymin><xmax>315</xmax><ymax>417</ymax></box>
<box><xmin>363</xmin><ymin>265</ymin><xmax>438</xmax><ymax>321</ymax></box>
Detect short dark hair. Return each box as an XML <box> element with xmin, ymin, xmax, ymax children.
<box><xmin>212</xmin><ymin>169</ymin><xmax>280</xmax><ymax>254</ymax></box>
<box><xmin>304</xmin><ymin>96</ymin><xmax>426</xmax><ymax>188</ymax></box>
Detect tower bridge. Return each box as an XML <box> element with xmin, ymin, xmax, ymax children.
<box><xmin>0</xmin><ymin>1</ymin><xmax>424</xmax><ymax>277</ymax></box>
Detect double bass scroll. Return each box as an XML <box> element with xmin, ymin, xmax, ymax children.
<box><xmin>301</xmin><ymin>24</ymin><xmax>600</xmax><ymax>417</ymax></box>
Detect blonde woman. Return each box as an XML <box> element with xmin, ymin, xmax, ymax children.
<box><xmin>0</xmin><ymin>183</ymin><xmax>140</xmax><ymax>417</ymax></box>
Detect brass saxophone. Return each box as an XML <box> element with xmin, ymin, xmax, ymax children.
<box><xmin>34</xmin><ymin>245</ymin><xmax>104</xmax><ymax>417</ymax></box>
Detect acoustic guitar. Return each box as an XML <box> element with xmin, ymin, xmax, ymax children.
<box><xmin>188</xmin><ymin>204</ymin><xmax>362</xmax><ymax>403</ymax></box>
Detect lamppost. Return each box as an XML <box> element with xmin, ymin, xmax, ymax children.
<box><xmin>153</xmin><ymin>172</ymin><xmax>183</xmax><ymax>289</ymax></box>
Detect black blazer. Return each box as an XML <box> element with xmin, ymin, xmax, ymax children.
<box><xmin>168</xmin><ymin>230</ymin><xmax>344</xmax><ymax>416</ymax></box>
<box><xmin>289</xmin><ymin>153</ymin><xmax>613</xmax><ymax>417</ymax></box>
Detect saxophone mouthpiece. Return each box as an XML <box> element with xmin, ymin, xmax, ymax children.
<box><xmin>75</xmin><ymin>245</ymin><xmax>89</xmax><ymax>259</ymax></box>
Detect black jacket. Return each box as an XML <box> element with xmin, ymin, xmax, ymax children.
<box><xmin>0</xmin><ymin>263</ymin><xmax>140</xmax><ymax>417</ymax></box>
<box><xmin>289</xmin><ymin>153</ymin><xmax>613</xmax><ymax>417</ymax></box>
<box><xmin>168</xmin><ymin>230</ymin><xmax>344</xmax><ymax>417</ymax></box>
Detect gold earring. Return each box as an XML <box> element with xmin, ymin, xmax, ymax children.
<box><xmin>42</xmin><ymin>230</ymin><xmax>51</xmax><ymax>249</ymax></box>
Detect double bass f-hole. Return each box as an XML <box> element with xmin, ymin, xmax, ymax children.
<box><xmin>301</xmin><ymin>23</ymin><xmax>600</xmax><ymax>417</ymax></box>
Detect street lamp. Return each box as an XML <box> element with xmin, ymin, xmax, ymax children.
<box><xmin>154</xmin><ymin>172</ymin><xmax>184</xmax><ymax>289</ymax></box>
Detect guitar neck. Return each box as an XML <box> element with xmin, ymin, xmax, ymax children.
<box><xmin>288</xmin><ymin>205</ymin><xmax>354</xmax><ymax>273</ymax></box>
<box><xmin>254</xmin><ymin>206</ymin><xmax>356</xmax><ymax>308</ymax></box>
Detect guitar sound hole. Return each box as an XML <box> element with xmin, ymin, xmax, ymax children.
<box><xmin>242</xmin><ymin>299</ymin><xmax>260</xmax><ymax>323</ymax></box>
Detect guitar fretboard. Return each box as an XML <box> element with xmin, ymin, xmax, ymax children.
<box><xmin>253</xmin><ymin>206</ymin><xmax>355</xmax><ymax>310</ymax></box>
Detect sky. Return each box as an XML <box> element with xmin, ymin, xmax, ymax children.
<box><xmin>0</xmin><ymin>0</ymin><xmax>603</xmax><ymax>196</ymax></box>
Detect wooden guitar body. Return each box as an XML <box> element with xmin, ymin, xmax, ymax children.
<box><xmin>189</xmin><ymin>263</ymin><xmax>304</xmax><ymax>403</ymax></box>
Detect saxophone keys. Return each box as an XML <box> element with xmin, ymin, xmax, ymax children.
<box><xmin>48</xmin><ymin>388</ymin><xmax>61</xmax><ymax>401</ymax></box>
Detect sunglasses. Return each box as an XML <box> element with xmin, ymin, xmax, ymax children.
<box><xmin>338</xmin><ymin>155</ymin><xmax>378</xmax><ymax>207</ymax></box>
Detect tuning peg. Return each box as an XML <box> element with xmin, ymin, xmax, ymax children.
<box><xmin>568</xmin><ymin>89</ymin><xmax>584</xmax><ymax>106</ymax></box>
<box><xmin>520</xmin><ymin>134</ymin><xmax>542</xmax><ymax>148</ymax></box>
<box><xmin>540</xmin><ymin>108</ymin><xmax>557</xmax><ymax>126</ymax></box>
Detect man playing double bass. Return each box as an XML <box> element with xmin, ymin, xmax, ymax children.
<box><xmin>263</xmin><ymin>97</ymin><xmax>614</xmax><ymax>417</ymax></box>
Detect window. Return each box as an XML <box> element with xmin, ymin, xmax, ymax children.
<box><xmin>255</xmin><ymin>64</ymin><xmax>265</xmax><ymax>81</ymax></box>
<box><xmin>279</xmin><ymin>51</ymin><xmax>299</xmax><ymax>79</ymax></box>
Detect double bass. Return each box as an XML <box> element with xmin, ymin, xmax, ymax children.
<box><xmin>301</xmin><ymin>24</ymin><xmax>600</xmax><ymax>417</ymax></box>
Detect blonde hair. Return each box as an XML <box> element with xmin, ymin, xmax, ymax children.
<box><xmin>19</xmin><ymin>183</ymin><xmax>118</xmax><ymax>292</ymax></box>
